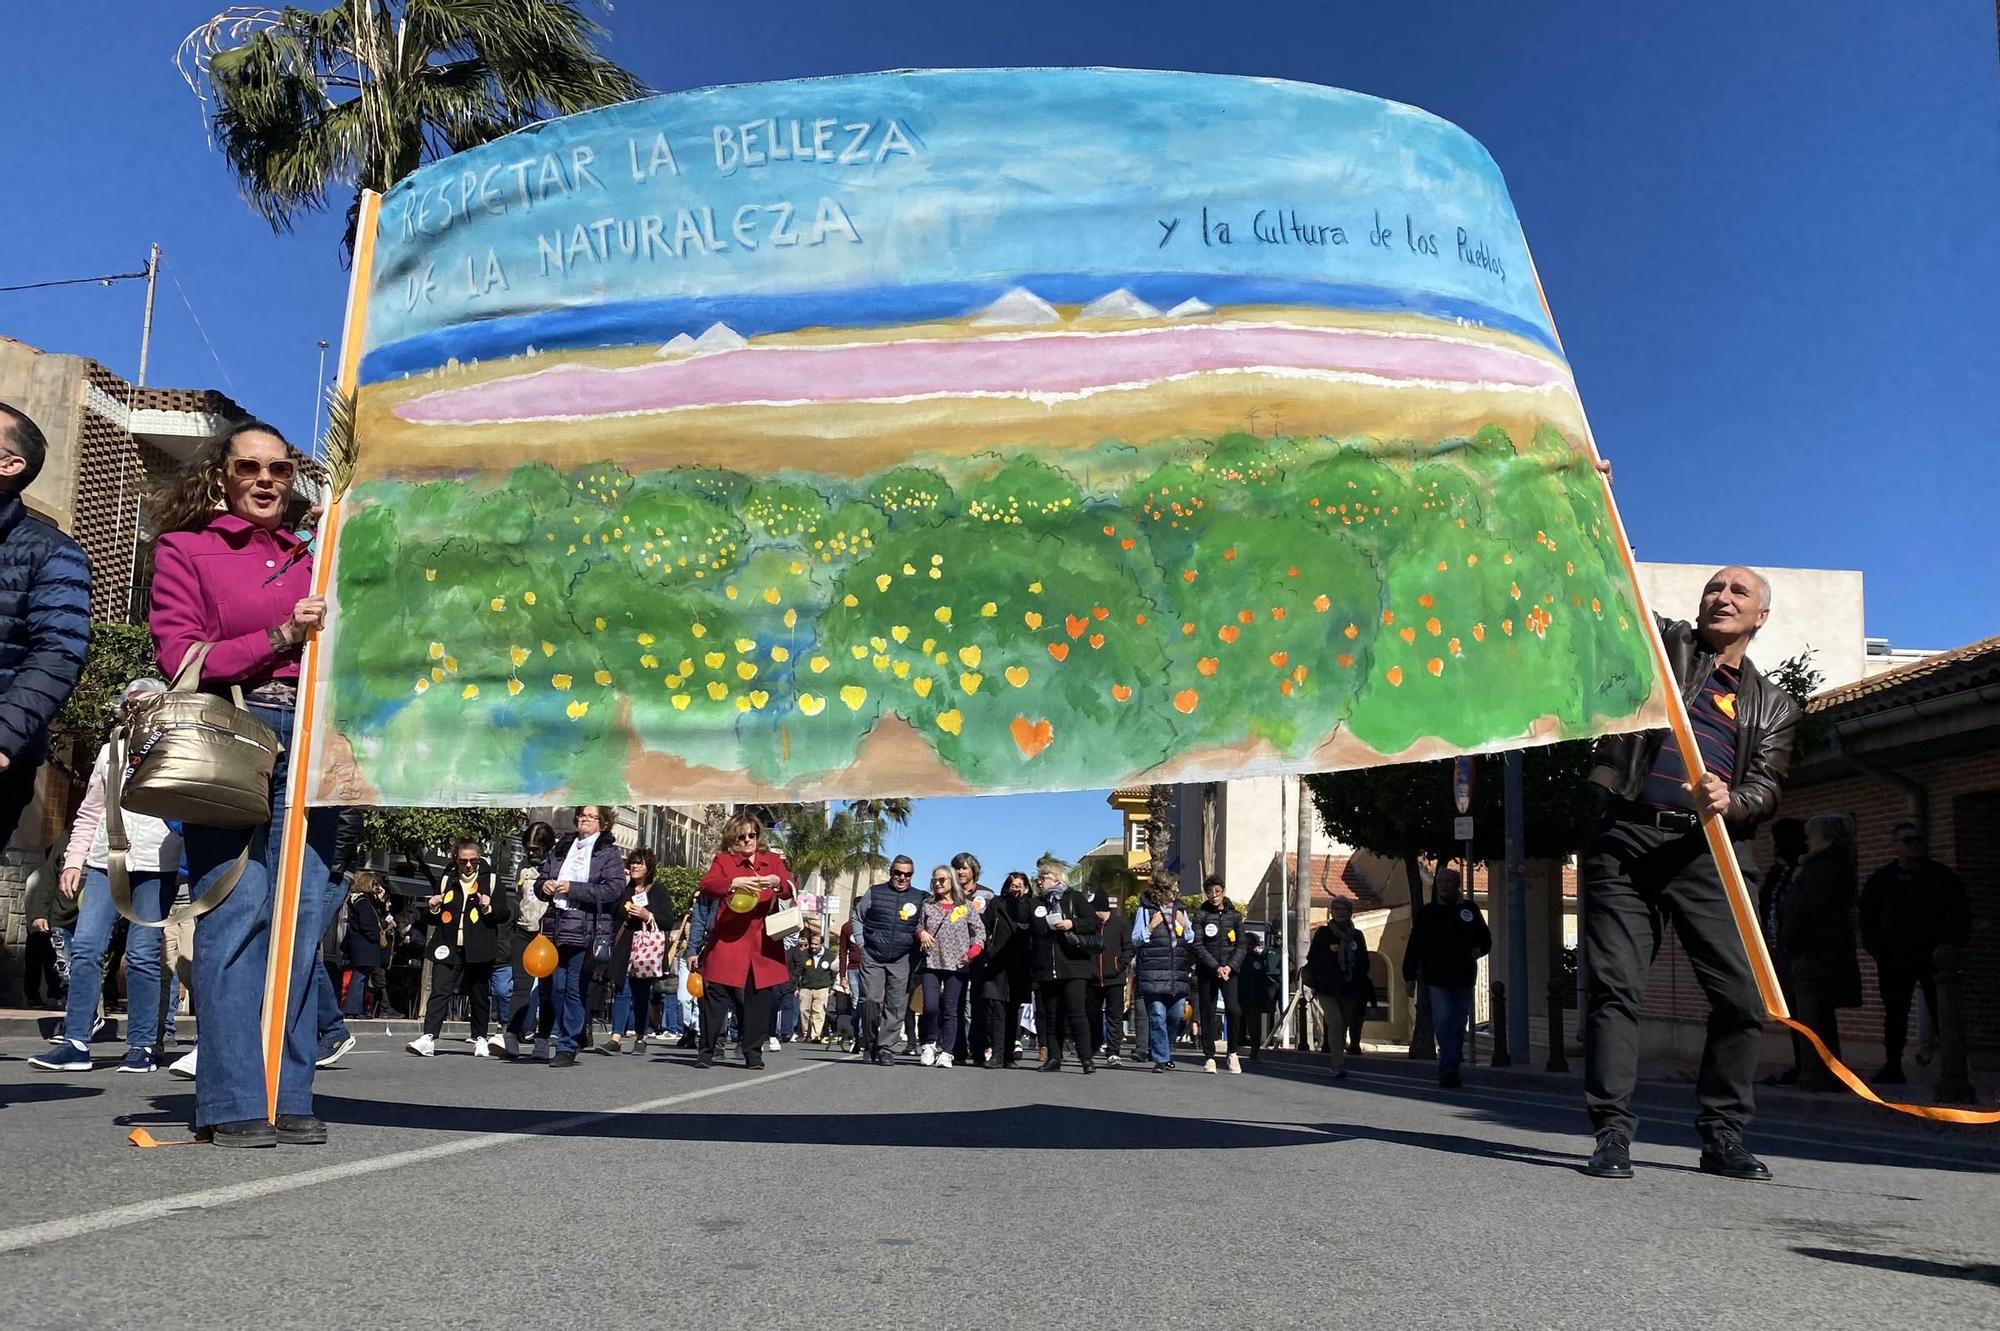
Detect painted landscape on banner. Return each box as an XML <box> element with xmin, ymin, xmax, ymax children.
<box><xmin>308</xmin><ymin>68</ymin><xmax>1665</xmax><ymax>806</ymax></box>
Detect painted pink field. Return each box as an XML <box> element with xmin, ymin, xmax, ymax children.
<box><xmin>395</xmin><ymin>324</ymin><xmax>1572</xmax><ymax>425</ymax></box>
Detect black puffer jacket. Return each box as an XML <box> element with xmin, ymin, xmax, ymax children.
<box><xmin>1191</xmin><ymin>901</ymin><xmax>1249</xmax><ymax>975</ymax></box>
<box><xmin>979</xmin><ymin>892</ymin><xmax>1035</xmax><ymax>1001</ymax></box>
<box><xmin>1403</xmin><ymin>898</ymin><xmax>1491</xmax><ymax>989</ymax></box>
<box><xmin>1132</xmin><ymin>905</ymin><xmax>1196</xmax><ymax>1000</ymax></box>
<box><xmin>0</xmin><ymin>492</ymin><xmax>91</xmax><ymax>766</ymax></box>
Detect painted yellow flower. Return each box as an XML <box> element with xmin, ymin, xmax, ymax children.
<box><xmin>937</xmin><ymin>709</ymin><xmax>964</xmax><ymax>735</ymax></box>
<box><xmin>735</xmin><ymin>695</ymin><xmax>752</xmax><ymax>713</ymax></box>
<box><xmin>891</xmin><ymin>625</ymin><xmax>910</xmax><ymax>644</ymax></box>
<box><xmin>637</xmin><ymin>632</ymin><xmax>656</xmax><ymax>646</ymax></box>
<box><xmin>462</xmin><ymin>684</ymin><xmax>480</xmax><ymax>700</ymax></box>
<box><xmin>809</xmin><ymin>655</ymin><xmax>829</xmax><ymax>673</ymax></box>
<box><xmin>960</xmin><ymin>672</ymin><xmax>983</xmax><ymax>694</ymax></box>
<box><xmin>934</xmin><ymin>607</ymin><xmax>952</xmax><ymax>625</ymax></box>
<box><xmin>1005</xmin><ymin>666</ymin><xmax>1029</xmax><ymax>688</ymax></box>
<box><xmin>594</xmin><ymin>669</ymin><xmax>613</xmax><ymax>686</ymax></box>
<box><xmin>770</xmin><ymin>646</ymin><xmax>790</xmax><ymax>663</ymax></box>
<box><xmin>762</xmin><ymin>587</ymin><xmax>781</xmax><ymax>605</ymax></box>
<box><xmin>870</xmin><ymin>636</ymin><xmax>889</xmax><ymax>653</ymax></box>
<box><xmin>933</xmin><ymin>651</ymin><xmax>949</xmax><ymax>667</ymax></box>
<box><xmin>430</xmin><ymin>667</ymin><xmax>446</xmax><ymax>684</ymax></box>
<box><xmin>671</xmin><ymin>694</ymin><xmax>691</xmax><ymax>710</ymax></box>
<box><xmin>414</xmin><ymin>677</ymin><xmax>430</xmax><ymax>694</ymax></box>
<box><xmin>733</xmin><ymin>637</ymin><xmax>756</xmax><ymax>654</ymax></box>
<box><xmin>892</xmin><ymin>660</ymin><xmax>911</xmax><ymax>679</ymax></box>
<box><xmin>509</xmin><ymin>645</ymin><xmax>530</xmax><ymax>668</ymax></box>
<box><xmin>552</xmin><ymin>674</ymin><xmax>573</xmax><ymax>690</ymax></box>
<box><xmin>725</xmin><ymin>586</ymin><xmax>739</xmax><ymax>601</ymax></box>
<box><xmin>783</xmin><ymin>608</ymin><xmax>798</xmax><ymax>629</ymax></box>
<box><xmin>839</xmin><ymin>685</ymin><xmax>868</xmax><ymax>711</ymax></box>
<box><xmin>429</xmin><ymin>642</ymin><xmax>445</xmax><ymax>660</ymax></box>
<box><xmin>594</xmin><ymin>617</ymin><xmax>607</xmax><ymax>631</ymax></box>
<box><xmin>704</xmin><ymin>651</ymin><xmax>726</xmax><ymax>670</ymax></box>
<box><xmin>958</xmin><ymin>645</ymin><xmax>982</xmax><ymax>668</ymax></box>
<box><xmin>747</xmin><ymin>690</ymin><xmax>769</xmax><ymax>709</ymax></box>
<box><xmin>542</xmin><ymin>641</ymin><xmax>556</xmax><ymax>657</ymax></box>
<box><xmin>922</xmin><ymin>638</ymin><xmax>936</xmax><ymax>655</ymax></box>
<box><xmin>875</xmin><ymin>574</ymin><xmax>893</xmax><ymax>593</ymax></box>
<box><xmin>640</xmin><ymin>654</ymin><xmax>658</xmax><ymax>669</ymax></box>
<box><xmin>425</xmin><ymin>569</ymin><xmax>436</xmax><ymax>582</ymax></box>
<box><xmin>736</xmin><ymin>662</ymin><xmax>758</xmax><ymax>681</ymax></box>
<box><xmin>849</xmin><ymin>645</ymin><xmax>869</xmax><ymax>660</ymax></box>
<box><xmin>843</xmin><ymin>594</ymin><xmax>859</xmax><ymax>607</ymax></box>
<box><xmin>678</xmin><ymin>658</ymin><xmax>694</xmax><ymax>676</ymax></box>
<box><xmin>1028</xmin><ymin>581</ymin><xmax>1043</xmax><ymax>594</ymax></box>
<box><xmin>913</xmin><ymin>677</ymin><xmax>933</xmax><ymax>698</ymax></box>
<box><xmin>506</xmin><ymin>679</ymin><xmax>523</xmax><ymax>697</ymax></box>
<box><xmin>797</xmin><ymin>693</ymin><xmax>826</xmax><ymax>716</ymax></box>
<box><xmin>901</xmin><ymin>562</ymin><xmax>917</xmax><ymax>576</ymax></box>
<box><xmin>523</xmin><ymin>591</ymin><xmax>536</xmax><ymax>605</ymax></box>
<box><xmin>489</xmin><ymin>597</ymin><xmax>505</xmax><ymax>612</ymax></box>
<box><xmin>444</xmin><ymin>656</ymin><xmax>459</xmax><ymax>673</ymax></box>
<box><xmin>980</xmin><ymin>602</ymin><xmax>997</xmax><ymax>617</ymax></box>
<box><xmin>691</xmin><ymin>623</ymin><xmax>707</xmax><ymax>639</ymax></box>
<box><xmin>706</xmin><ymin>681</ymin><xmax>729</xmax><ymax>701</ymax></box>
<box><xmin>566</xmin><ymin>700</ymin><xmax>590</xmax><ymax>719</ymax></box>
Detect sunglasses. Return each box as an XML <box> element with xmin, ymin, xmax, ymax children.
<box><xmin>891</xmin><ymin>870</ymin><xmax>913</xmax><ymax>879</ymax></box>
<box><xmin>733</xmin><ymin>832</ymin><xmax>759</xmax><ymax>843</ymax></box>
<box><xmin>229</xmin><ymin>457</ymin><xmax>298</xmax><ymax>482</ymax></box>
<box><xmin>455</xmin><ymin>858</ymin><xmax>479</xmax><ymax>867</ymax></box>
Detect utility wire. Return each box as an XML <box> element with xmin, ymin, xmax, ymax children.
<box><xmin>165</xmin><ymin>261</ymin><xmax>236</xmax><ymax>392</ymax></box>
<box><xmin>0</xmin><ymin>268</ymin><xmax>149</xmax><ymax>294</ymax></box>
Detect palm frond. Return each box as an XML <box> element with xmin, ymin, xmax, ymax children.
<box><xmin>321</xmin><ymin>384</ymin><xmax>360</xmax><ymax>500</ymax></box>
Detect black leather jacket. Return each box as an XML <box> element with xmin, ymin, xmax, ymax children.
<box><xmin>1588</xmin><ymin>615</ymin><xmax>1799</xmax><ymax>837</ymax></box>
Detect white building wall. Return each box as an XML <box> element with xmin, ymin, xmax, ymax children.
<box><xmin>1636</xmin><ymin>562</ymin><xmax>1866</xmax><ymax>690</ymax></box>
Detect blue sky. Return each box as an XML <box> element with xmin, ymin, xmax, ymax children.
<box><xmin>2</xmin><ymin>2</ymin><xmax>1995</xmax><ymax>862</ymax></box>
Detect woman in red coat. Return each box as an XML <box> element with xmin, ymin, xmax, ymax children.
<box><xmin>695</xmin><ymin>813</ymin><xmax>795</xmax><ymax>1069</ymax></box>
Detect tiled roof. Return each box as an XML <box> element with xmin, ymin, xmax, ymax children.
<box><xmin>1271</xmin><ymin>853</ymin><xmax>1385</xmax><ymax>912</ymax></box>
<box><xmin>1808</xmin><ymin>635</ymin><xmax>2000</xmax><ymax>716</ymax></box>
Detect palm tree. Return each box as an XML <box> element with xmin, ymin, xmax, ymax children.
<box><xmin>840</xmin><ymin>797</ymin><xmax>913</xmax><ymax>904</ymax></box>
<box><xmin>178</xmin><ymin>1</ymin><xmax>645</xmax><ymax>250</ymax></box>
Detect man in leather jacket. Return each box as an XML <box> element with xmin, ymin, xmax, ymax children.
<box><xmin>1581</xmin><ymin>566</ymin><xmax>1798</xmax><ymax>1183</ymax></box>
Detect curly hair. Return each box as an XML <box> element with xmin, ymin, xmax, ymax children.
<box><xmin>148</xmin><ymin>419</ymin><xmax>321</xmax><ymax>538</ymax></box>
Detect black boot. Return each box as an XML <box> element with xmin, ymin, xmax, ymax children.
<box><xmin>1583</xmin><ymin>1130</ymin><xmax>1632</xmax><ymax>1179</ymax></box>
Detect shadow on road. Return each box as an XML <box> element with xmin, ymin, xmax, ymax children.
<box><xmin>1245</xmin><ymin>1054</ymin><xmax>2000</xmax><ymax>1175</ymax></box>
<box><xmin>0</xmin><ymin>1082</ymin><xmax>104</xmax><ymax>1111</ymax></box>
<box><xmin>1794</xmin><ymin>1246</ymin><xmax>2000</xmax><ymax>1286</ymax></box>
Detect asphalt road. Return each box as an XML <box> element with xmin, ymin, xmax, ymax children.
<box><xmin>4</xmin><ymin>1035</ymin><xmax>1998</xmax><ymax>1331</ymax></box>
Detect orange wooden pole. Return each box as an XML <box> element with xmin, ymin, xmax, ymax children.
<box><xmin>262</xmin><ymin>190</ymin><xmax>382</xmax><ymax>1121</ymax></box>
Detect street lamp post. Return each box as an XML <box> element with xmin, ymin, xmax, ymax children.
<box><xmin>310</xmin><ymin>338</ymin><xmax>331</xmax><ymax>451</ymax></box>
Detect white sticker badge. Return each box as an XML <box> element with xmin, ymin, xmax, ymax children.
<box><xmin>1033</xmin><ymin>905</ymin><xmax>1048</xmax><ymax>918</ymax></box>
<box><xmin>1204</xmin><ymin>923</ymin><xmax>1219</xmax><ymax>937</ymax></box>
<box><xmin>433</xmin><ymin>944</ymin><xmax>451</xmax><ymax>961</ymax></box>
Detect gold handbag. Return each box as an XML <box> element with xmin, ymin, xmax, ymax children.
<box><xmin>103</xmin><ymin>642</ymin><xmax>281</xmax><ymax>927</ymax></box>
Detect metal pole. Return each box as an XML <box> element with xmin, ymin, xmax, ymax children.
<box><xmin>1293</xmin><ymin>775</ymin><xmax>1314</xmax><ymax>1047</ymax></box>
<box><xmin>136</xmin><ymin>244</ymin><xmax>161</xmax><ymax>387</ymax></box>
<box><xmin>1278</xmin><ymin>778</ymin><xmax>1292</xmax><ymax>1048</ymax></box>
<box><xmin>1504</xmin><ymin>749</ymin><xmax>1530</xmax><ymax>1061</ymax></box>
<box><xmin>311</xmin><ymin>339</ymin><xmax>330</xmax><ymax>450</ymax></box>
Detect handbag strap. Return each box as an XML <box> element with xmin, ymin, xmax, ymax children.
<box><xmin>173</xmin><ymin>641</ymin><xmax>250</xmax><ymax>710</ymax></box>
<box><xmin>103</xmin><ymin>726</ymin><xmax>246</xmax><ymax>929</ymax></box>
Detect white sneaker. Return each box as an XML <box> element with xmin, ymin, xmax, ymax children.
<box><xmin>1227</xmin><ymin>1053</ymin><xmax>1242</xmax><ymax>1075</ymax></box>
<box><xmin>919</xmin><ymin>1043</ymin><xmax>938</xmax><ymax>1067</ymax></box>
<box><xmin>169</xmin><ymin>1046</ymin><xmax>199</xmax><ymax>1079</ymax></box>
<box><xmin>1107</xmin><ymin>1054</ymin><xmax>1121</xmax><ymax>1067</ymax></box>
<box><xmin>936</xmin><ymin>1052</ymin><xmax>954</xmax><ymax>1069</ymax></box>
<box><xmin>406</xmin><ymin>1033</ymin><xmax>437</xmax><ymax>1057</ymax></box>
<box><xmin>503</xmin><ymin>1033</ymin><xmax>521</xmax><ymax>1059</ymax></box>
<box><xmin>1203</xmin><ymin>1057</ymin><xmax>1218</xmax><ymax>1074</ymax></box>
<box><xmin>532</xmin><ymin>1038</ymin><xmax>551</xmax><ymax>1062</ymax></box>
<box><xmin>472</xmin><ymin>1037</ymin><xmax>490</xmax><ymax>1058</ymax></box>
<box><xmin>765</xmin><ymin>1036</ymin><xmax>780</xmax><ymax>1052</ymax></box>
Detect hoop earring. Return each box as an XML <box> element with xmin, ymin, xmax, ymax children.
<box><xmin>207</xmin><ymin>473</ymin><xmax>226</xmax><ymax>511</ymax></box>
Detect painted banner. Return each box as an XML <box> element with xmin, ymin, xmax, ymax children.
<box><xmin>307</xmin><ymin>68</ymin><xmax>1664</xmax><ymax>806</ymax></box>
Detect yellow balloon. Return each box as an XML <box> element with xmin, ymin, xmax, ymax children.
<box><xmin>522</xmin><ymin>934</ymin><xmax>558</xmax><ymax>979</ymax></box>
<box><xmin>687</xmin><ymin>970</ymin><xmax>705</xmax><ymax>999</ymax></box>
<box><xmin>726</xmin><ymin>885</ymin><xmax>761</xmax><ymax>914</ymax></box>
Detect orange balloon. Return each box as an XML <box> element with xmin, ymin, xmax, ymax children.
<box><xmin>522</xmin><ymin>934</ymin><xmax>558</xmax><ymax>979</ymax></box>
<box><xmin>686</xmin><ymin>970</ymin><xmax>705</xmax><ymax>999</ymax></box>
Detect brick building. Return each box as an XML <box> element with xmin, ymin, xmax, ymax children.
<box><xmin>0</xmin><ymin>337</ymin><xmax>242</xmax><ymax>1000</ymax></box>
<box><xmin>1638</xmin><ymin>635</ymin><xmax>2000</xmax><ymax>1080</ymax></box>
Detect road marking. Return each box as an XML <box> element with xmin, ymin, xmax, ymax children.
<box><xmin>0</xmin><ymin>1058</ymin><xmax>839</xmax><ymax>1255</ymax></box>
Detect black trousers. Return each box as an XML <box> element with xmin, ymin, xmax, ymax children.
<box><xmin>1875</xmin><ymin>964</ymin><xmax>1936</xmax><ymax>1068</ymax></box>
<box><xmin>1583</xmin><ymin>815</ymin><xmax>1763</xmax><ymax>1141</ymax></box>
<box><xmin>423</xmin><ymin>956</ymin><xmax>494</xmax><ymax>1038</ymax></box>
<box><xmin>982</xmin><ymin>998</ymin><xmax>1024</xmax><ymax>1064</ymax></box>
<box><xmin>701</xmin><ymin>980</ymin><xmax>774</xmax><ymax>1064</ymax></box>
<box><xmin>1084</xmin><ymin>980</ymin><xmax>1125</xmax><ymax>1058</ymax></box>
<box><xmin>24</xmin><ymin>930</ymin><xmax>63</xmax><ymax>1006</ymax></box>
<box><xmin>963</xmin><ymin>967</ymin><xmax>988</xmax><ymax>1062</ymax></box>
<box><xmin>1036</xmin><ymin>978</ymin><xmax>1093</xmax><ymax>1066</ymax></box>
<box><xmin>1195</xmin><ymin>971</ymin><xmax>1242</xmax><ymax>1055</ymax></box>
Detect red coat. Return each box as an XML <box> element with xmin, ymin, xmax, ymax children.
<box><xmin>697</xmin><ymin>850</ymin><xmax>795</xmax><ymax>990</ymax></box>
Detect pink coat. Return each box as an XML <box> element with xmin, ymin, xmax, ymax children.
<box><xmin>150</xmin><ymin>513</ymin><xmax>312</xmax><ymax>687</ymax></box>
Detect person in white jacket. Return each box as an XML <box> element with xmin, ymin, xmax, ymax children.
<box><xmin>30</xmin><ymin>678</ymin><xmax>183</xmax><ymax>1075</ymax></box>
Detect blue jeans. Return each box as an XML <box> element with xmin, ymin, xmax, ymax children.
<box><xmin>314</xmin><ymin>957</ymin><xmax>349</xmax><ymax>1049</ymax></box>
<box><xmin>776</xmin><ymin>988</ymin><xmax>800</xmax><ymax>1041</ymax></box>
<box><xmin>1145</xmin><ymin>997</ymin><xmax>1180</xmax><ymax>1065</ymax></box>
<box><xmin>610</xmin><ymin>973</ymin><xmax>655</xmax><ymax>1036</ymax></box>
<box><xmin>490</xmin><ymin>961</ymin><xmax>513</xmax><ymax>1021</ymax></box>
<box><xmin>1429</xmin><ymin>984</ymin><xmax>1474</xmax><ymax>1077</ymax></box>
<box><xmin>65</xmin><ymin>869</ymin><xmax>168</xmax><ymax>1049</ymax></box>
<box><xmin>549</xmin><ymin>945</ymin><xmax>588</xmax><ymax>1053</ymax></box>
<box><xmin>184</xmin><ymin>703</ymin><xmax>340</xmax><ymax>1127</ymax></box>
